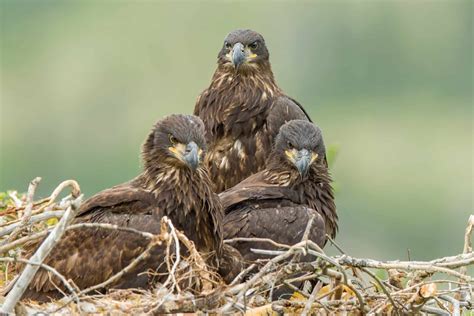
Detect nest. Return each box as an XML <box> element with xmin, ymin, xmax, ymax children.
<box><xmin>0</xmin><ymin>178</ymin><xmax>472</xmax><ymax>315</ymax></box>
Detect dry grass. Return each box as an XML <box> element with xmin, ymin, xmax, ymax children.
<box><xmin>0</xmin><ymin>179</ymin><xmax>472</xmax><ymax>315</ymax></box>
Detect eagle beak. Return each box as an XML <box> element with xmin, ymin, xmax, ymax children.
<box><xmin>182</xmin><ymin>141</ymin><xmax>200</xmax><ymax>171</ymax></box>
<box><xmin>286</xmin><ymin>148</ymin><xmax>317</xmax><ymax>176</ymax></box>
<box><xmin>232</xmin><ymin>42</ymin><xmax>246</xmax><ymax>68</ymax></box>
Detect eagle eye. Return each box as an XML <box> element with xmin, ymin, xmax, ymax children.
<box><xmin>224</xmin><ymin>41</ymin><xmax>232</xmax><ymax>49</ymax></box>
<box><xmin>169</xmin><ymin>134</ymin><xmax>178</xmax><ymax>145</ymax></box>
<box><xmin>249</xmin><ymin>41</ymin><xmax>258</xmax><ymax>49</ymax></box>
<box><xmin>287</xmin><ymin>141</ymin><xmax>294</xmax><ymax>149</ymax></box>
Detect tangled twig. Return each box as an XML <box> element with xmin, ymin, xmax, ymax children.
<box><xmin>0</xmin><ymin>179</ymin><xmax>472</xmax><ymax>315</ymax></box>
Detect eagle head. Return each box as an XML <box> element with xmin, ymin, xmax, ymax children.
<box><xmin>273</xmin><ymin>120</ymin><xmax>326</xmax><ymax>177</ymax></box>
<box><xmin>142</xmin><ymin>114</ymin><xmax>207</xmax><ymax>172</ymax></box>
<box><xmin>217</xmin><ymin>29</ymin><xmax>270</xmax><ymax>73</ymax></box>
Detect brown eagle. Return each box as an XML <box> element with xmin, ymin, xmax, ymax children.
<box><xmin>21</xmin><ymin>114</ymin><xmax>239</xmax><ymax>301</ymax></box>
<box><xmin>221</xmin><ymin>120</ymin><xmax>337</xmax><ymax>261</ymax></box>
<box><xmin>194</xmin><ymin>29</ymin><xmax>315</xmax><ymax>193</ymax></box>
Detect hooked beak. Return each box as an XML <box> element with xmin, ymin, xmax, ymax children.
<box><xmin>232</xmin><ymin>42</ymin><xmax>246</xmax><ymax>68</ymax></box>
<box><xmin>294</xmin><ymin>149</ymin><xmax>311</xmax><ymax>176</ymax></box>
<box><xmin>182</xmin><ymin>141</ymin><xmax>199</xmax><ymax>171</ymax></box>
<box><xmin>285</xmin><ymin>148</ymin><xmax>318</xmax><ymax>176</ymax></box>
<box><xmin>169</xmin><ymin>141</ymin><xmax>200</xmax><ymax>171</ymax></box>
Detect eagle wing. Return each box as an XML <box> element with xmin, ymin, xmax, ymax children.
<box><xmin>22</xmin><ymin>183</ymin><xmax>162</xmax><ymax>301</ymax></box>
<box><xmin>223</xmin><ymin>205</ymin><xmax>326</xmax><ymax>261</ymax></box>
<box><xmin>219</xmin><ymin>171</ymin><xmax>299</xmax><ymax>214</ymax></box>
<box><xmin>221</xmin><ymin>169</ymin><xmax>329</xmax><ymax>261</ymax></box>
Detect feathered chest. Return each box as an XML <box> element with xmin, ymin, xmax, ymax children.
<box><xmin>146</xmin><ymin>169</ymin><xmax>223</xmax><ymax>253</ymax></box>
<box><xmin>196</xmin><ymin>72</ymin><xmax>280</xmax><ymax>141</ymax></box>
<box><xmin>195</xmin><ymin>72</ymin><xmax>281</xmax><ymax>192</ymax></box>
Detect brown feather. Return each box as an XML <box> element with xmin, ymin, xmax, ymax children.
<box><xmin>194</xmin><ymin>30</ymin><xmax>312</xmax><ymax>193</ymax></box>
<box><xmin>222</xmin><ymin>120</ymin><xmax>338</xmax><ymax>261</ymax></box>
<box><xmin>20</xmin><ymin>115</ymin><xmax>236</xmax><ymax>301</ymax></box>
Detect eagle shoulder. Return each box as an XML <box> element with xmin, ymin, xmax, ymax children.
<box><xmin>267</xmin><ymin>96</ymin><xmax>311</xmax><ymax>135</ymax></box>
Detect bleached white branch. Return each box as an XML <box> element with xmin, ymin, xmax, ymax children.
<box><xmin>0</xmin><ymin>211</ymin><xmax>65</xmax><ymax>237</ymax></box>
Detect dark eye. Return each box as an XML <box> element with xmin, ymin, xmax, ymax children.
<box><xmin>224</xmin><ymin>41</ymin><xmax>232</xmax><ymax>49</ymax></box>
<box><xmin>169</xmin><ymin>134</ymin><xmax>178</xmax><ymax>144</ymax></box>
<box><xmin>249</xmin><ymin>41</ymin><xmax>258</xmax><ymax>49</ymax></box>
<box><xmin>287</xmin><ymin>141</ymin><xmax>294</xmax><ymax>149</ymax></box>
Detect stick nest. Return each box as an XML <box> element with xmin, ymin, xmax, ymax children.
<box><xmin>0</xmin><ymin>178</ymin><xmax>472</xmax><ymax>315</ymax></box>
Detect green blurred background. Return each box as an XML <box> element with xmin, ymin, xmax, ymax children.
<box><xmin>1</xmin><ymin>1</ymin><xmax>472</xmax><ymax>260</ymax></box>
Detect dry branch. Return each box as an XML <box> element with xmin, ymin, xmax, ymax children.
<box><xmin>0</xmin><ymin>179</ymin><xmax>472</xmax><ymax>316</ymax></box>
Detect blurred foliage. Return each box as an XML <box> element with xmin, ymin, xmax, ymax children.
<box><xmin>326</xmin><ymin>144</ymin><xmax>340</xmax><ymax>168</ymax></box>
<box><xmin>0</xmin><ymin>1</ymin><xmax>472</xmax><ymax>260</ymax></box>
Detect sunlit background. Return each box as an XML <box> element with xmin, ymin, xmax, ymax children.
<box><xmin>1</xmin><ymin>1</ymin><xmax>472</xmax><ymax>261</ymax></box>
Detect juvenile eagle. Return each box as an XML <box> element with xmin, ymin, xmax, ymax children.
<box><xmin>222</xmin><ymin>120</ymin><xmax>337</xmax><ymax>261</ymax></box>
<box><xmin>21</xmin><ymin>114</ymin><xmax>239</xmax><ymax>301</ymax></box>
<box><xmin>194</xmin><ymin>29</ymin><xmax>315</xmax><ymax>193</ymax></box>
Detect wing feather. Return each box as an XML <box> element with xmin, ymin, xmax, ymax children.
<box><xmin>21</xmin><ymin>185</ymin><xmax>163</xmax><ymax>300</ymax></box>
<box><xmin>224</xmin><ymin>205</ymin><xmax>325</xmax><ymax>261</ymax></box>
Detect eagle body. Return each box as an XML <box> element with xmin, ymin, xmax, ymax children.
<box><xmin>222</xmin><ymin>120</ymin><xmax>338</xmax><ymax>261</ymax></box>
<box><xmin>20</xmin><ymin>115</ymin><xmax>235</xmax><ymax>301</ymax></box>
<box><xmin>194</xmin><ymin>29</ymin><xmax>311</xmax><ymax>192</ymax></box>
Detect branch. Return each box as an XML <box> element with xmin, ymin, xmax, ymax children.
<box><xmin>460</xmin><ymin>215</ymin><xmax>473</xmax><ymax>277</ymax></box>
<box><xmin>225</xmin><ymin>237</ymin><xmax>291</xmax><ymax>249</ymax></box>
<box><xmin>0</xmin><ymin>222</ymin><xmax>155</xmax><ymax>255</ymax></box>
<box><xmin>0</xmin><ymin>211</ymin><xmax>65</xmax><ymax>237</ymax></box>
<box><xmin>2</xmin><ymin>177</ymin><xmax>41</xmax><ymax>245</ymax></box>
<box><xmin>337</xmin><ymin>255</ymin><xmax>473</xmax><ymax>282</ymax></box>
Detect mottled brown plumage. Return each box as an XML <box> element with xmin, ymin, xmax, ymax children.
<box><xmin>222</xmin><ymin>120</ymin><xmax>338</xmax><ymax>261</ymax></box>
<box><xmin>21</xmin><ymin>114</ymin><xmax>239</xmax><ymax>301</ymax></box>
<box><xmin>194</xmin><ymin>29</ymin><xmax>314</xmax><ymax>193</ymax></box>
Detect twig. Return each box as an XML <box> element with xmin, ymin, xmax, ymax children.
<box><xmin>2</xmin><ymin>177</ymin><xmax>41</xmax><ymax>245</ymax></box>
<box><xmin>0</xmin><ymin>228</ymin><xmax>49</xmax><ymax>255</ymax></box>
<box><xmin>80</xmin><ymin>237</ymin><xmax>161</xmax><ymax>295</ymax></box>
<box><xmin>360</xmin><ymin>267</ymin><xmax>401</xmax><ymax>315</ymax></box>
<box><xmin>0</xmin><ymin>211</ymin><xmax>65</xmax><ymax>237</ymax></box>
<box><xmin>338</xmin><ymin>255</ymin><xmax>473</xmax><ymax>282</ymax></box>
<box><xmin>161</xmin><ymin>217</ymin><xmax>182</xmax><ymax>293</ymax></box>
<box><xmin>225</xmin><ymin>237</ymin><xmax>291</xmax><ymax>249</ymax></box>
<box><xmin>0</xmin><ymin>193</ymin><xmax>82</xmax><ymax>314</ymax></box>
<box><xmin>0</xmin><ymin>257</ymin><xmax>80</xmax><ymax>305</ymax></box>
<box><xmin>55</xmin><ymin>233</ymin><xmax>164</xmax><ymax>313</ymax></box>
<box><xmin>460</xmin><ymin>215</ymin><xmax>473</xmax><ymax>277</ymax></box>
<box><xmin>325</xmin><ymin>233</ymin><xmax>345</xmax><ymax>255</ymax></box>
<box><xmin>301</xmin><ymin>214</ymin><xmax>315</xmax><ymax>243</ymax></box>
<box><xmin>301</xmin><ymin>280</ymin><xmax>321</xmax><ymax>316</ymax></box>
<box><xmin>420</xmin><ymin>305</ymin><xmax>451</xmax><ymax>316</ymax></box>
<box><xmin>229</xmin><ymin>264</ymin><xmax>256</xmax><ymax>286</ymax></box>
<box><xmin>0</xmin><ymin>222</ymin><xmax>155</xmax><ymax>254</ymax></box>
<box><xmin>67</xmin><ymin>222</ymin><xmax>155</xmax><ymax>239</ymax></box>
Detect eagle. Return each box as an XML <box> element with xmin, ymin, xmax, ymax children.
<box><xmin>221</xmin><ymin>120</ymin><xmax>338</xmax><ymax>261</ymax></box>
<box><xmin>194</xmin><ymin>29</ymin><xmax>315</xmax><ymax>193</ymax></box>
<box><xmin>20</xmin><ymin>114</ymin><xmax>240</xmax><ymax>301</ymax></box>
